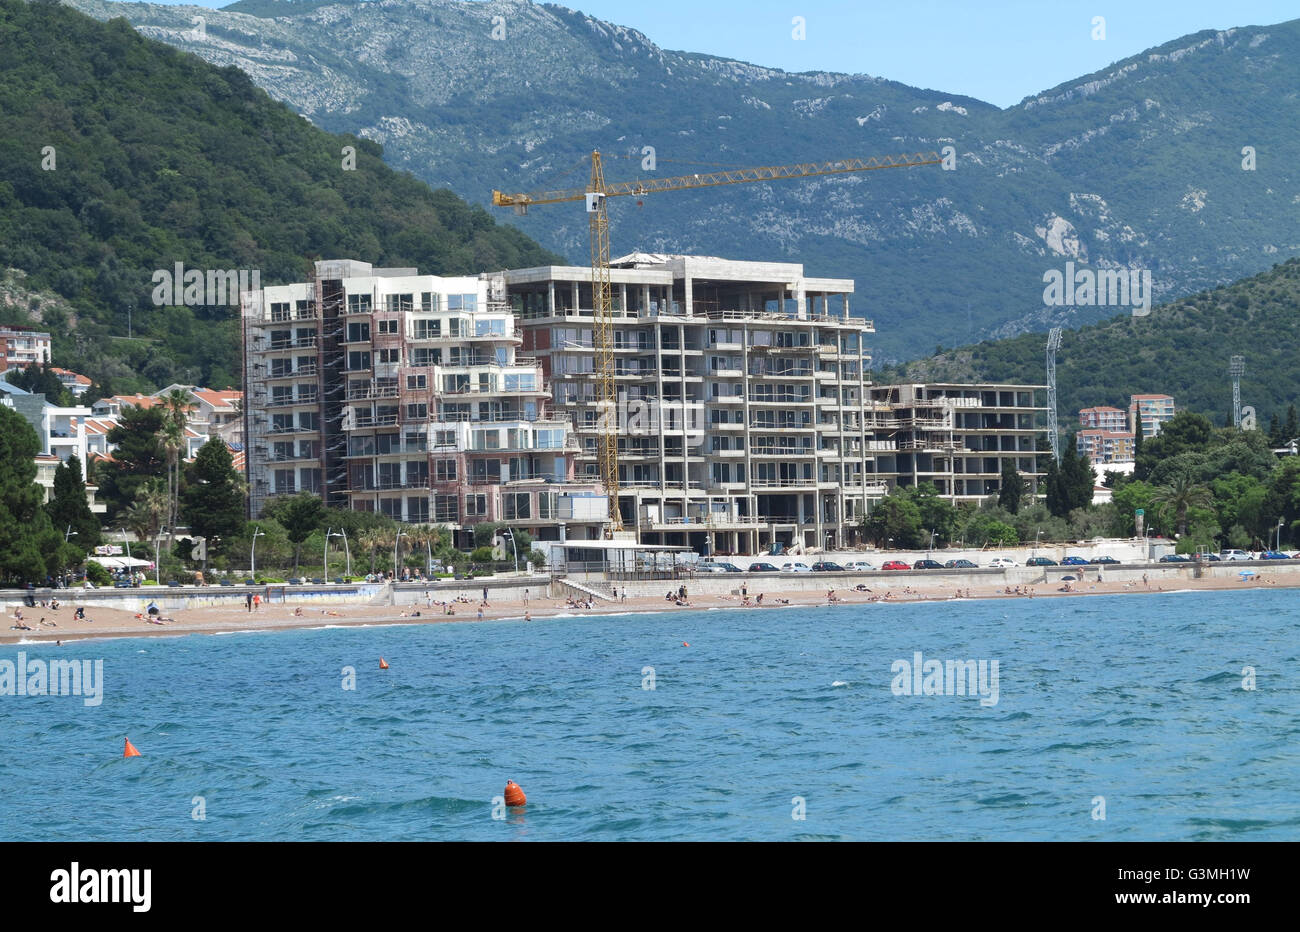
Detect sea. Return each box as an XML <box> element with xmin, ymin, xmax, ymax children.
<box><xmin>1</xmin><ymin>588</ymin><xmax>1296</xmax><ymax>841</ymax></box>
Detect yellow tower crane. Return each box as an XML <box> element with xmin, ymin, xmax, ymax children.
<box><xmin>494</xmin><ymin>149</ymin><xmax>942</xmax><ymax>536</ymax></box>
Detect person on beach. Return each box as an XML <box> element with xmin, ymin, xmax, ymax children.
<box><xmin>756</xmin><ymin>593</ymin><xmax>764</xmax><ymax>605</ymax></box>
<box><xmin>524</xmin><ymin>588</ymin><xmax>529</xmax><ymax>604</ymax></box>
<box><xmin>477</xmin><ymin>607</ymin><xmax>483</xmax><ymax>621</ymax></box>
<box><xmin>524</xmin><ymin>610</ymin><xmax>531</xmax><ymax>622</ymax></box>
<box><xmin>482</xmin><ymin>586</ymin><xmax>489</xmax><ymax>603</ymax></box>
<box><xmin>245</xmin><ymin>592</ymin><xmax>253</xmax><ymax>613</ymax></box>
<box><xmin>253</xmin><ymin>594</ymin><xmax>261</xmax><ymax>611</ymax></box>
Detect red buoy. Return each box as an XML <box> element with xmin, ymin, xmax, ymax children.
<box><xmin>504</xmin><ymin>780</ymin><xmax>526</xmax><ymax>807</ymax></box>
<box><xmin>379</xmin><ymin>657</ymin><xmax>389</xmax><ymax>669</ymax></box>
<box><xmin>123</xmin><ymin>738</ymin><xmax>142</xmax><ymax>758</ymax></box>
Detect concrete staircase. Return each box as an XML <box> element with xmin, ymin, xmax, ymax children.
<box><xmin>558</xmin><ymin>578</ymin><xmax>617</xmax><ymax>602</ymax></box>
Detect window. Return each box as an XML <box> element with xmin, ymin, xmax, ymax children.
<box><xmin>434</xmin><ymin>494</ymin><xmax>460</xmax><ymax>522</ymax></box>
<box><xmin>536</xmin><ymin>429</ymin><xmax>563</xmax><ymax>449</ymax></box>
<box><xmin>475</xmin><ymin>318</ymin><xmax>506</xmax><ymax>336</ymax></box>
<box><xmin>270</xmin><ymin>302</ymin><xmax>291</xmax><ymax>321</ymax></box>
<box><xmin>375</xmin><ymin>433</ymin><xmax>399</xmax><ymax>455</ymax></box>
<box><xmin>412</xmin><ymin>348</ymin><xmax>441</xmax><ymax>366</ymax></box>
<box><xmin>407</xmin><ymin>496</ymin><xmax>429</xmax><ymax>523</ymax></box>
<box><xmin>384</xmin><ymin>294</ymin><xmax>413</xmax><ymax>313</ymax></box>
<box><xmin>413</xmin><ymin>319</ymin><xmax>441</xmax><ymax>340</ymax></box>
<box><xmin>421</xmin><ymin>292</ymin><xmax>437</xmax><ymax>312</ymax></box>
<box><xmin>434</xmin><ymin>430</ymin><xmax>457</xmax><ymax>449</ymax></box>
<box><xmin>504</xmin><ymin>373</ymin><xmax>536</xmax><ymax>392</ymax></box>
<box><xmin>406</xmin><ymin>374</ymin><xmax>427</xmax><ymax>390</ymax></box>
<box><xmin>464</xmin><ymin>494</ymin><xmax>487</xmax><ymax>518</ymax></box>
<box><xmin>377</xmin><ymin>319</ymin><xmax>399</xmax><ymax>334</ymax></box>
<box><xmin>406</xmin><ymin>461</ymin><xmax>429</xmax><ymax>486</ymax></box>
<box><xmin>447</xmin><ymin>294</ymin><xmax>477</xmax><ymax>312</ymax></box>
<box><xmin>380</xmin><ymin>498</ymin><xmax>402</xmax><ymax>518</ymax></box>
<box><xmin>271</xmin><ymin>413</ymin><xmax>293</xmax><ymax>432</ymax></box>
<box><xmin>273</xmin><ymin>469</ymin><xmax>295</xmax><ymax>495</ymax></box>
<box><xmin>347</xmin><ymin>294</ymin><xmax>372</xmax><ymax>314</ymax></box>
<box><xmin>504</xmin><ymin>493</ymin><xmax>531</xmax><ymax>520</ymax></box>
<box><xmin>538</xmin><ymin>492</ymin><xmax>555</xmax><ymax>519</ymax></box>
<box><xmin>347</xmin><ymin>351</ymin><xmax>371</xmax><ymax>371</ymax></box>
<box><xmin>378</xmin><ymin>348</ymin><xmax>400</xmax><ymax>364</ymax></box>
<box><xmin>435</xmin><ymin>459</ymin><xmax>457</xmax><ymax>481</ymax></box>
<box><xmin>346</xmin><ymin>322</ymin><xmax>370</xmax><ymax>342</ymax></box>
<box><xmin>406</xmin><ymin>403</ymin><xmax>428</xmax><ymax>420</ymax></box>
<box><xmin>404</xmin><ymin>431</ymin><xmax>427</xmax><ymax>452</ymax></box>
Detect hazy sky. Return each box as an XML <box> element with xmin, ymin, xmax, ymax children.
<box><xmin>143</xmin><ymin>0</ymin><xmax>1300</xmax><ymax>108</ymax></box>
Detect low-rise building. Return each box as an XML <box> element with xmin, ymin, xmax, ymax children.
<box><xmin>1079</xmin><ymin>405</ymin><xmax>1126</xmax><ymax>431</ymax></box>
<box><xmin>1078</xmin><ymin>429</ymin><xmax>1135</xmax><ymax>464</ymax></box>
<box><xmin>1130</xmin><ymin>394</ymin><xmax>1175</xmax><ymax>438</ymax></box>
<box><xmin>0</xmin><ymin>326</ymin><xmax>51</xmax><ymax>368</ymax></box>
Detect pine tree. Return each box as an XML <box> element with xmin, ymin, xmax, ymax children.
<box><xmin>997</xmin><ymin>462</ymin><xmax>1024</xmax><ymax>514</ymax></box>
<box><xmin>181</xmin><ymin>440</ymin><xmax>246</xmax><ymax>559</ymax></box>
<box><xmin>1268</xmin><ymin>413</ymin><xmax>1283</xmax><ymax>446</ymax></box>
<box><xmin>45</xmin><ymin>454</ymin><xmax>101</xmax><ymax>552</ymax></box>
<box><xmin>1286</xmin><ymin>404</ymin><xmax>1298</xmax><ymax>442</ymax></box>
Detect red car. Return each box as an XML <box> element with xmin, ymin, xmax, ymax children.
<box><xmin>882</xmin><ymin>560</ymin><xmax>911</xmax><ymax>570</ymax></box>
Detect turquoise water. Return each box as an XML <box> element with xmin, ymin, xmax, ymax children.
<box><xmin>1</xmin><ymin>588</ymin><xmax>1296</xmax><ymax>840</ymax></box>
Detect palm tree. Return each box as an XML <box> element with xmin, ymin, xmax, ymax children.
<box><xmin>1151</xmin><ymin>474</ymin><xmax>1215</xmax><ymax>537</ymax></box>
<box><xmin>357</xmin><ymin>528</ymin><xmax>390</xmax><ymax>575</ymax></box>
<box><xmin>125</xmin><ymin>482</ymin><xmax>168</xmax><ymax>582</ymax></box>
<box><xmin>158</xmin><ymin>389</ymin><xmax>196</xmax><ymax>547</ymax></box>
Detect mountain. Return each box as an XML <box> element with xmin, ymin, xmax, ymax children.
<box><xmin>877</xmin><ymin>257</ymin><xmax>1300</xmax><ymax>430</ymax></box>
<box><xmin>0</xmin><ymin>0</ymin><xmax>560</xmax><ymax>392</ymax></box>
<box><xmin>59</xmin><ymin>0</ymin><xmax>1300</xmax><ymax>362</ymax></box>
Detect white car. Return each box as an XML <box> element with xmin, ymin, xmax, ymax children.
<box><xmin>781</xmin><ymin>562</ymin><xmax>812</xmax><ymax>573</ymax></box>
<box><xmin>988</xmin><ymin>557</ymin><xmax>1019</xmax><ymax>568</ymax></box>
<box><xmin>1218</xmin><ymin>549</ymin><xmax>1250</xmax><ymax>561</ymax></box>
<box><xmin>844</xmin><ymin>561</ymin><xmax>875</xmax><ymax>572</ymax></box>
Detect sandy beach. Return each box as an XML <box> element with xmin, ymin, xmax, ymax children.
<box><xmin>2</xmin><ymin>571</ymin><xmax>1291</xmax><ymax>645</ymax></box>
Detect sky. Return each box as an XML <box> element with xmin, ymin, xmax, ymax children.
<box><xmin>150</xmin><ymin>0</ymin><xmax>1300</xmax><ymax>107</ymax></box>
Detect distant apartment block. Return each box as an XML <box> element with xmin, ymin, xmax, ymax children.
<box><xmin>1079</xmin><ymin>405</ymin><xmax>1126</xmax><ymax>431</ymax></box>
<box><xmin>241</xmin><ymin>260</ymin><xmax>605</xmax><ymax>546</ymax></box>
<box><xmin>1130</xmin><ymin>394</ymin><xmax>1175</xmax><ymax>438</ymax></box>
<box><xmin>506</xmin><ymin>253</ymin><xmax>875</xmax><ymax>553</ymax></box>
<box><xmin>1078</xmin><ymin>429</ymin><xmax>1135</xmax><ymax>464</ymax></box>
<box><xmin>869</xmin><ymin>383</ymin><xmax>1046</xmax><ymax>502</ymax></box>
<box><xmin>0</xmin><ymin>326</ymin><xmax>51</xmax><ymax>368</ymax></box>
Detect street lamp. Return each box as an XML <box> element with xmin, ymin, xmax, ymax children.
<box><xmin>502</xmin><ymin>528</ymin><xmax>520</xmax><ymax>574</ymax></box>
<box><xmin>393</xmin><ymin>527</ymin><xmax>407</xmax><ymax>579</ymax></box>
<box><xmin>64</xmin><ymin>524</ymin><xmax>77</xmax><ymax>542</ymax></box>
<box><xmin>326</xmin><ymin>529</ymin><xmax>345</xmax><ymax>581</ymax></box>
<box><xmin>1276</xmin><ymin>518</ymin><xmax>1286</xmax><ymax>552</ymax></box>
<box><xmin>250</xmin><ymin>525</ymin><xmax>265</xmax><ymax>578</ymax></box>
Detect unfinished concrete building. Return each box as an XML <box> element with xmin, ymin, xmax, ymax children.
<box><xmin>505</xmin><ymin>254</ymin><xmax>883</xmax><ymax>554</ymax></box>
<box><xmin>868</xmin><ymin>382</ymin><xmax>1046</xmax><ymax>502</ymax></box>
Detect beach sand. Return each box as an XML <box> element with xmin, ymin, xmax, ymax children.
<box><xmin>1</xmin><ymin>572</ymin><xmax>1289</xmax><ymax>645</ymax></box>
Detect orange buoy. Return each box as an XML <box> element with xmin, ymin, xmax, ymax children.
<box><xmin>379</xmin><ymin>657</ymin><xmax>389</xmax><ymax>669</ymax></box>
<box><xmin>682</xmin><ymin>642</ymin><xmax>690</xmax><ymax>647</ymax></box>
<box><xmin>503</xmin><ymin>780</ymin><xmax>526</xmax><ymax>807</ymax></box>
<box><xmin>123</xmin><ymin>738</ymin><xmax>142</xmax><ymax>758</ymax></box>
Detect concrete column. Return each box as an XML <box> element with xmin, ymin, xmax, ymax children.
<box><xmin>547</xmin><ymin>282</ymin><xmax>555</xmax><ymax>317</ymax></box>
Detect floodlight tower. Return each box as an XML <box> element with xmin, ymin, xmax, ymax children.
<box><xmin>1046</xmin><ymin>327</ymin><xmax>1063</xmax><ymax>461</ymax></box>
<box><xmin>1229</xmin><ymin>355</ymin><xmax>1245</xmax><ymax>428</ymax></box>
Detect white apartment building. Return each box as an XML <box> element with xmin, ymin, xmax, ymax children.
<box><xmin>241</xmin><ymin>260</ymin><xmax>606</xmax><ymax>546</ymax></box>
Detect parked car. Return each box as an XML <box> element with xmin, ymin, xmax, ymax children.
<box><xmin>913</xmin><ymin>559</ymin><xmax>944</xmax><ymax>570</ymax></box>
<box><xmin>1219</xmin><ymin>549</ymin><xmax>1250</xmax><ymax>561</ymax></box>
<box><xmin>714</xmin><ymin>562</ymin><xmax>743</xmax><ymax>573</ymax></box>
<box><xmin>811</xmin><ymin>561</ymin><xmax>845</xmax><ymax>572</ymax></box>
<box><xmin>747</xmin><ymin>562</ymin><xmax>781</xmax><ymax>573</ymax></box>
<box><xmin>695</xmin><ymin>563</ymin><xmax>730</xmax><ymax>574</ymax></box>
<box><xmin>1261</xmin><ymin>550</ymin><xmax>1291</xmax><ymax>560</ymax></box>
<box><xmin>1026</xmin><ymin>556</ymin><xmax>1058</xmax><ymax>566</ymax></box>
<box><xmin>987</xmin><ymin>557</ymin><xmax>1018</xmax><ymax>568</ymax></box>
<box><xmin>881</xmin><ymin>560</ymin><xmax>911</xmax><ymax>571</ymax></box>
<box><xmin>781</xmin><ymin>562</ymin><xmax>812</xmax><ymax>573</ymax></box>
<box><xmin>944</xmin><ymin>559</ymin><xmax>977</xmax><ymax>569</ymax></box>
<box><xmin>1197</xmin><ymin>552</ymin><xmax>1221</xmax><ymax>561</ymax></box>
<box><xmin>1087</xmin><ymin>556</ymin><xmax>1121</xmax><ymax>565</ymax></box>
<box><xmin>844</xmin><ymin>561</ymin><xmax>875</xmax><ymax>572</ymax></box>
<box><xmin>1158</xmin><ymin>554</ymin><xmax>1191</xmax><ymax>563</ymax></box>
<box><xmin>1060</xmin><ymin>556</ymin><xmax>1089</xmax><ymax>566</ymax></box>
